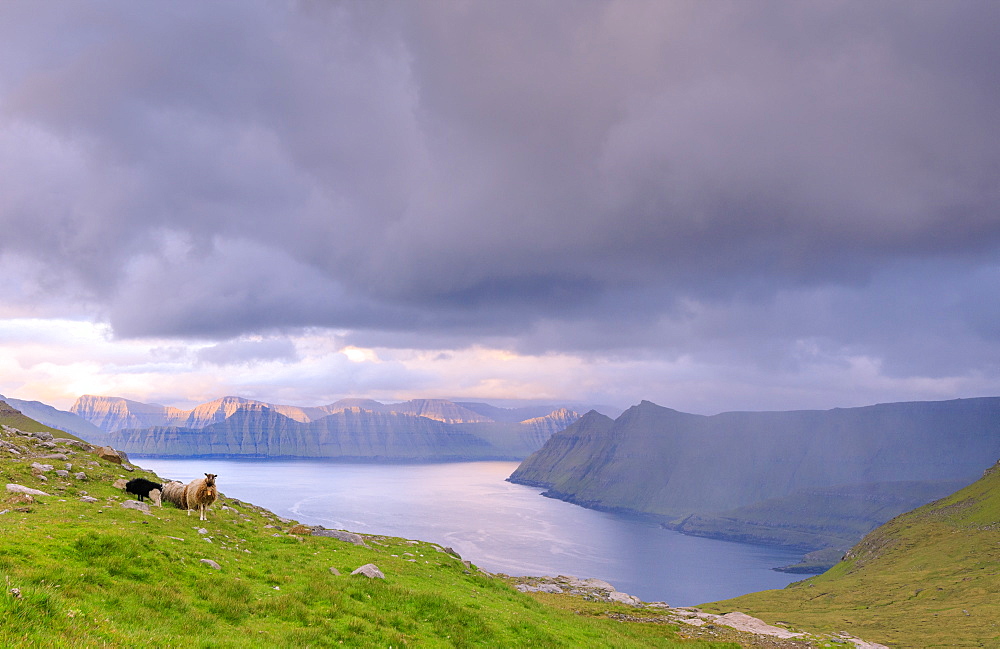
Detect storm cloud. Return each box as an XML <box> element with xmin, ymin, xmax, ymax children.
<box><xmin>2</xmin><ymin>1</ymin><xmax>1000</xmax><ymax>411</ymax></box>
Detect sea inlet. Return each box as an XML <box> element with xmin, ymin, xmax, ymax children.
<box><xmin>135</xmin><ymin>458</ymin><xmax>803</xmax><ymax>606</ymax></box>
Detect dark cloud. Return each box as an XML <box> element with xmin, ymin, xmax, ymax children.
<box><xmin>196</xmin><ymin>336</ymin><xmax>299</xmax><ymax>367</ymax></box>
<box><xmin>1</xmin><ymin>0</ymin><xmax>999</xmax><ymax>391</ymax></box>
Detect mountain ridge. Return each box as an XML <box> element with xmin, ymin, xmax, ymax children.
<box><xmin>509</xmin><ymin>396</ymin><xmax>1000</xmax><ymax>559</ymax></box>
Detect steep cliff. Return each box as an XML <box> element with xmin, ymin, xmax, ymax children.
<box><xmin>510</xmin><ymin>398</ymin><xmax>1000</xmax><ymax>520</ymax></box>
<box><xmin>80</xmin><ymin>394</ymin><xmax>582</xmax><ymax>459</ymax></box>
<box><xmin>71</xmin><ymin>395</ymin><xmax>187</xmax><ymax>432</ymax></box>
<box><xmin>106</xmin><ymin>404</ymin><xmax>505</xmax><ymax>459</ymax></box>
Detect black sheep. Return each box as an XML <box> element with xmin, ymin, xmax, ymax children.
<box><xmin>125</xmin><ymin>477</ymin><xmax>163</xmax><ymax>503</ymax></box>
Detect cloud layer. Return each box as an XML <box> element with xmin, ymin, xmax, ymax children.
<box><xmin>2</xmin><ymin>1</ymin><xmax>999</xmax><ymax>412</ymax></box>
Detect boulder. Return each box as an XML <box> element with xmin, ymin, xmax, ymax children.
<box><xmin>351</xmin><ymin>564</ymin><xmax>385</xmax><ymax>579</ymax></box>
<box><xmin>121</xmin><ymin>500</ymin><xmax>150</xmax><ymax>513</ymax></box>
<box><xmin>609</xmin><ymin>592</ymin><xmax>643</xmax><ymax>606</ymax></box>
<box><xmin>30</xmin><ymin>462</ymin><xmax>54</xmax><ymax>473</ymax></box>
<box><xmin>313</xmin><ymin>529</ymin><xmax>367</xmax><ymax>546</ymax></box>
<box><xmin>95</xmin><ymin>447</ymin><xmax>124</xmax><ymax>464</ymax></box>
<box><xmin>6</xmin><ymin>484</ymin><xmax>50</xmax><ymax>496</ymax></box>
<box><xmin>30</xmin><ymin>431</ymin><xmax>54</xmax><ymax>442</ymax></box>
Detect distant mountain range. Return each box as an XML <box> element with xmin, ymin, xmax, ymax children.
<box><xmin>0</xmin><ymin>393</ymin><xmax>107</xmax><ymax>442</ymax></box>
<box><xmin>70</xmin><ymin>395</ymin><xmax>584</xmax><ymax>460</ymax></box>
<box><xmin>509</xmin><ymin>398</ymin><xmax>1000</xmax><ymax>562</ymax></box>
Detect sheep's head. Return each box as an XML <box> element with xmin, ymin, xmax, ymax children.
<box><xmin>204</xmin><ymin>473</ymin><xmax>217</xmax><ymax>486</ymax></box>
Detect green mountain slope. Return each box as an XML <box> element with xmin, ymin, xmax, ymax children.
<box><xmin>0</xmin><ymin>408</ymin><xmax>745</xmax><ymax>647</ymax></box>
<box><xmin>704</xmin><ymin>460</ymin><xmax>1000</xmax><ymax>648</ymax></box>
<box><xmin>0</xmin><ymin>400</ymin><xmax>81</xmax><ymax>441</ymax></box>
<box><xmin>0</xmin><ymin>395</ymin><xmax>107</xmax><ymax>443</ymax></box>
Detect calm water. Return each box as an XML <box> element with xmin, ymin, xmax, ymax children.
<box><xmin>135</xmin><ymin>458</ymin><xmax>803</xmax><ymax>606</ymax></box>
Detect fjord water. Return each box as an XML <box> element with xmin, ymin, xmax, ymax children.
<box><xmin>136</xmin><ymin>458</ymin><xmax>802</xmax><ymax>606</ymax></box>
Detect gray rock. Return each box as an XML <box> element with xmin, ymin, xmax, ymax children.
<box><xmin>30</xmin><ymin>431</ymin><xmax>54</xmax><ymax>441</ymax></box>
<box><xmin>59</xmin><ymin>439</ymin><xmax>92</xmax><ymax>450</ymax></box>
<box><xmin>351</xmin><ymin>563</ymin><xmax>385</xmax><ymax>579</ymax></box>
<box><xmin>200</xmin><ymin>559</ymin><xmax>221</xmax><ymax>570</ymax></box>
<box><xmin>55</xmin><ymin>470</ymin><xmax>69</xmax><ymax>477</ymax></box>
<box><xmin>329</xmin><ymin>567</ymin><xmax>341</xmax><ymax>576</ymax></box>
<box><xmin>121</xmin><ymin>500</ymin><xmax>150</xmax><ymax>513</ymax></box>
<box><xmin>6</xmin><ymin>484</ymin><xmax>50</xmax><ymax>496</ymax></box>
<box><xmin>609</xmin><ymin>591</ymin><xmax>643</xmax><ymax>606</ymax></box>
<box><xmin>313</xmin><ymin>529</ymin><xmax>367</xmax><ymax>546</ymax></box>
<box><xmin>516</xmin><ymin>584</ymin><xmax>564</xmax><ymax>594</ymax></box>
<box><xmin>74</xmin><ymin>472</ymin><xmax>87</xmax><ymax>480</ymax></box>
<box><xmin>30</xmin><ymin>462</ymin><xmax>54</xmax><ymax>473</ymax></box>
<box><xmin>79</xmin><ymin>496</ymin><xmax>98</xmax><ymax>503</ymax></box>
<box><xmin>39</xmin><ymin>453</ymin><xmax>69</xmax><ymax>461</ymax></box>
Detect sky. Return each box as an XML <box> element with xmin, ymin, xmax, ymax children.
<box><xmin>1</xmin><ymin>1</ymin><xmax>999</xmax><ymax>415</ymax></box>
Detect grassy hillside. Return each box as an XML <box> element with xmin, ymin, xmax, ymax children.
<box><xmin>0</xmin><ymin>400</ymin><xmax>80</xmax><ymax>441</ymax></box>
<box><xmin>0</xmin><ymin>416</ymin><xmax>748</xmax><ymax>647</ymax></box>
<box><xmin>704</xmin><ymin>461</ymin><xmax>1000</xmax><ymax>648</ymax></box>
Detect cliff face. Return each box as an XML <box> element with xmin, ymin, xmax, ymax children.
<box><xmin>509</xmin><ymin>398</ymin><xmax>1000</xmax><ymax>520</ymax></box>
<box><xmin>98</xmin><ymin>397</ymin><xmax>583</xmax><ymax>460</ymax></box>
<box><xmin>107</xmin><ymin>405</ymin><xmax>506</xmax><ymax>459</ymax></box>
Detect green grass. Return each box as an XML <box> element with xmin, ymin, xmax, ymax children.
<box><xmin>703</xmin><ymin>463</ymin><xmax>1000</xmax><ymax>648</ymax></box>
<box><xmin>0</xmin><ymin>425</ymin><xmax>736</xmax><ymax>648</ymax></box>
<box><xmin>0</xmin><ymin>400</ymin><xmax>77</xmax><ymax>440</ymax></box>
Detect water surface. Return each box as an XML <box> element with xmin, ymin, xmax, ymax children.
<box><xmin>137</xmin><ymin>458</ymin><xmax>803</xmax><ymax>606</ymax></box>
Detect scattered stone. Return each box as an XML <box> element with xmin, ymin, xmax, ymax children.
<box><xmin>329</xmin><ymin>567</ymin><xmax>341</xmax><ymax>576</ymax></box>
<box><xmin>313</xmin><ymin>529</ymin><xmax>367</xmax><ymax>546</ymax></box>
<box><xmin>112</xmin><ymin>479</ymin><xmax>128</xmax><ymax>489</ymax></box>
<box><xmin>287</xmin><ymin>524</ymin><xmax>313</xmax><ymax>536</ymax></box>
<box><xmin>30</xmin><ymin>431</ymin><xmax>54</xmax><ymax>442</ymax></box>
<box><xmin>6</xmin><ymin>484</ymin><xmax>50</xmax><ymax>496</ymax></box>
<box><xmin>516</xmin><ymin>583</ymin><xmax>564</xmax><ymax>594</ymax></box>
<box><xmin>9</xmin><ymin>588</ymin><xmax>21</xmax><ymax>598</ymax></box>
<box><xmin>197</xmin><ymin>528</ymin><xmax>208</xmax><ymax>535</ymax></box>
<box><xmin>37</xmin><ymin>475</ymin><xmax>48</xmax><ymax>482</ymax></box>
<box><xmin>351</xmin><ymin>564</ymin><xmax>385</xmax><ymax>579</ymax></box>
<box><xmin>79</xmin><ymin>496</ymin><xmax>98</xmax><ymax>503</ymax></box>
<box><xmin>200</xmin><ymin>559</ymin><xmax>221</xmax><ymax>570</ymax></box>
<box><xmin>55</xmin><ymin>439</ymin><xmax>92</xmax><ymax>450</ymax></box>
<box><xmin>37</xmin><ymin>442</ymin><xmax>57</xmax><ymax>449</ymax></box>
<box><xmin>277</xmin><ymin>516</ymin><xmax>293</xmax><ymax>524</ymax></box>
<box><xmin>55</xmin><ymin>470</ymin><xmax>69</xmax><ymax>477</ymax></box>
<box><xmin>73</xmin><ymin>473</ymin><xmax>87</xmax><ymax>481</ymax></box>
<box><xmin>30</xmin><ymin>462</ymin><xmax>54</xmax><ymax>473</ymax></box>
<box><xmin>443</xmin><ymin>546</ymin><xmax>461</xmax><ymax>559</ymax></box>
<box><xmin>121</xmin><ymin>500</ymin><xmax>150</xmax><ymax>513</ymax></box>
<box><xmin>39</xmin><ymin>453</ymin><xmax>69</xmax><ymax>461</ymax></box>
